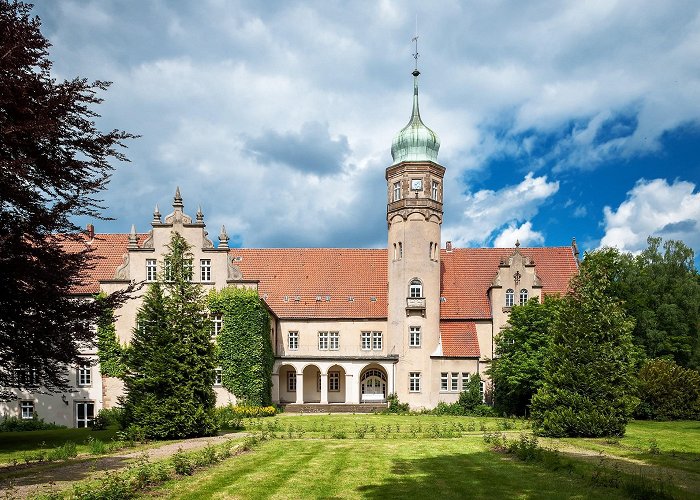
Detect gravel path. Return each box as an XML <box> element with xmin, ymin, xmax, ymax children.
<box><xmin>1</xmin><ymin>431</ymin><xmax>247</xmax><ymax>499</ymax></box>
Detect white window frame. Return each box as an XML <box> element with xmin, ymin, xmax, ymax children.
<box><xmin>318</xmin><ymin>331</ymin><xmax>329</xmax><ymax>350</ymax></box>
<box><xmin>329</xmin><ymin>331</ymin><xmax>339</xmax><ymax>350</ymax></box>
<box><xmin>432</xmin><ymin>180</ymin><xmax>439</xmax><ymax>200</ymax></box>
<box><xmin>211</xmin><ymin>315</ymin><xmax>222</xmax><ymax>337</ymax></box>
<box><xmin>480</xmin><ymin>381</ymin><xmax>486</xmax><ymax>402</ymax></box>
<box><xmin>409</xmin><ymin>326</ymin><xmax>421</xmax><ymax>347</ymax></box>
<box><xmin>361</xmin><ymin>331</ymin><xmax>371</xmax><ymax>350</ymax></box>
<box><xmin>461</xmin><ymin>372</ymin><xmax>470</xmax><ymax>392</ymax></box>
<box><xmin>393</xmin><ymin>181</ymin><xmax>401</xmax><ymax>202</ymax></box>
<box><xmin>287</xmin><ymin>371</ymin><xmax>296</xmax><ymax>392</ymax></box>
<box><xmin>214</xmin><ymin>368</ymin><xmax>222</xmax><ymax>386</ymax></box>
<box><xmin>451</xmin><ymin>372</ymin><xmax>459</xmax><ymax>392</ymax></box>
<box><xmin>200</xmin><ymin>259</ymin><xmax>211</xmax><ymax>282</ymax></box>
<box><xmin>146</xmin><ymin>259</ymin><xmax>157</xmax><ymax>282</ymax></box>
<box><xmin>288</xmin><ymin>331</ymin><xmax>299</xmax><ymax>350</ymax></box>
<box><xmin>519</xmin><ymin>289</ymin><xmax>528</xmax><ymax>306</ymax></box>
<box><xmin>20</xmin><ymin>401</ymin><xmax>34</xmax><ymax>420</ymax></box>
<box><xmin>372</xmin><ymin>331</ymin><xmax>382</xmax><ymax>350</ymax></box>
<box><xmin>328</xmin><ymin>371</ymin><xmax>340</xmax><ymax>392</ymax></box>
<box><xmin>440</xmin><ymin>372</ymin><xmax>448</xmax><ymax>391</ymax></box>
<box><xmin>505</xmin><ymin>289</ymin><xmax>514</xmax><ymax>307</ymax></box>
<box><xmin>409</xmin><ymin>279</ymin><xmax>423</xmax><ymax>298</ymax></box>
<box><xmin>75</xmin><ymin>401</ymin><xmax>95</xmax><ymax>428</ymax></box>
<box><xmin>409</xmin><ymin>372</ymin><xmax>421</xmax><ymax>393</ymax></box>
<box><xmin>77</xmin><ymin>364</ymin><xmax>91</xmax><ymax>387</ymax></box>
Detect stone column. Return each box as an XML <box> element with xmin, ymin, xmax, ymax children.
<box><xmin>295</xmin><ymin>372</ymin><xmax>304</xmax><ymax>404</ymax></box>
<box><xmin>271</xmin><ymin>373</ymin><xmax>280</xmax><ymax>404</ymax></box>
<box><xmin>320</xmin><ymin>373</ymin><xmax>328</xmax><ymax>404</ymax></box>
<box><xmin>345</xmin><ymin>373</ymin><xmax>360</xmax><ymax>404</ymax></box>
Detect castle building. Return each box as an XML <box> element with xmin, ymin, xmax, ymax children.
<box><xmin>1</xmin><ymin>68</ymin><xmax>578</xmax><ymax>425</ymax></box>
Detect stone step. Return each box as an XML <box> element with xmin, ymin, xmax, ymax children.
<box><xmin>281</xmin><ymin>403</ymin><xmax>387</xmax><ymax>414</ymax></box>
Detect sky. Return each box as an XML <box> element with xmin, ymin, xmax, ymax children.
<box><xmin>32</xmin><ymin>0</ymin><xmax>700</xmax><ymax>258</ymax></box>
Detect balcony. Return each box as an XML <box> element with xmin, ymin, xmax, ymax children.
<box><xmin>406</xmin><ymin>297</ymin><xmax>426</xmax><ymax>317</ymax></box>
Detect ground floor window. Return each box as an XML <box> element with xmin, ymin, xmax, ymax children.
<box><xmin>451</xmin><ymin>372</ymin><xmax>459</xmax><ymax>392</ymax></box>
<box><xmin>20</xmin><ymin>401</ymin><xmax>34</xmax><ymax>419</ymax></box>
<box><xmin>461</xmin><ymin>372</ymin><xmax>470</xmax><ymax>391</ymax></box>
<box><xmin>76</xmin><ymin>401</ymin><xmax>95</xmax><ymax>428</ymax></box>
<box><xmin>328</xmin><ymin>371</ymin><xmax>340</xmax><ymax>391</ymax></box>
<box><xmin>480</xmin><ymin>381</ymin><xmax>486</xmax><ymax>402</ymax></box>
<box><xmin>214</xmin><ymin>368</ymin><xmax>222</xmax><ymax>386</ymax></box>
<box><xmin>287</xmin><ymin>371</ymin><xmax>296</xmax><ymax>392</ymax></box>
<box><xmin>409</xmin><ymin>372</ymin><xmax>421</xmax><ymax>392</ymax></box>
<box><xmin>441</xmin><ymin>372</ymin><xmax>448</xmax><ymax>391</ymax></box>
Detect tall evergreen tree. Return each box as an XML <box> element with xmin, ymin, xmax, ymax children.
<box><xmin>531</xmin><ymin>263</ymin><xmax>638</xmax><ymax>437</ymax></box>
<box><xmin>488</xmin><ymin>296</ymin><xmax>560</xmax><ymax>416</ymax></box>
<box><xmin>123</xmin><ymin>233</ymin><xmax>216</xmax><ymax>439</ymax></box>
<box><xmin>0</xmin><ymin>1</ymin><xmax>135</xmax><ymax>396</ymax></box>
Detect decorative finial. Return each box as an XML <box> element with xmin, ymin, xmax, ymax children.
<box><xmin>572</xmin><ymin>237</ymin><xmax>580</xmax><ymax>263</ymax></box>
<box><xmin>173</xmin><ymin>186</ymin><xmax>183</xmax><ymax>208</ymax></box>
<box><xmin>515</xmin><ymin>240</ymin><xmax>520</xmax><ymax>248</ymax></box>
<box><xmin>196</xmin><ymin>205</ymin><xmax>204</xmax><ymax>223</ymax></box>
<box><xmin>412</xmin><ymin>18</ymin><xmax>420</xmax><ymax>75</ymax></box>
<box><xmin>128</xmin><ymin>224</ymin><xmax>138</xmax><ymax>248</ymax></box>
<box><xmin>218</xmin><ymin>225</ymin><xmax>229</xmax><ymax>248</ymax></box>
<box><xmin>153</xmin><ymin>204</ymin><xmax>161</xmax><ymax>223</ymax></box>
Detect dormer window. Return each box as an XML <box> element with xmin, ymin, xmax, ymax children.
<box><xmin>519</xmin><ymin>289</ymin><xmax>529</xmax><ymax>305</ymax></box>
<box><xmin>409</xmin><ymin>279</ymin><xmax>423</xmax><ymax>298</ymax></box>
<box><xmin>393</xmin><ymin>181</ymin><xmax>401</xmax><ymax>201</ymax></box>
<box><xmin>505</xmin><ymin>289</ymin><xmax>514</xmax><ymax>307</ymax></box>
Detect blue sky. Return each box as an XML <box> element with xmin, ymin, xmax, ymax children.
<box><xmin>32</xmin><ymin>1</ymin><xmax>700</xmax><ymax>258</ymax></box>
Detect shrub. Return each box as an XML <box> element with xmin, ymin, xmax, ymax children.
<box><xmin>0</xmin><ymin>414</ymin><xmax>65</xmax><ymax>432</ymax></box>
<box><xmin>172</xmin><ymin>449</ymin><xmax>195</xmax><ymax>476</ymax></box>
<box><xmin>384</xmin><ymin>393</ymin><xmax>409</xmax><ymax>414</ymax></box>
<box><xmin>458</xmin><ymin>374</ymin><xmax>484</xmax><ymax>414</ymax></box>
<box><xmin>635</xmin><ymin>358</ymin><xmax>700</xmax><ymax>420</ymax></box>
<box><xmin>46</xmin><ymin>441</ymin><xmax>77</xmax><ymax>461</ymax></box>
<box><xmin>86</xmin><ymin>436</ymin><xmax>107</xmax><ymax>455</ymax></box>
<box><xmin>95</xmin><ymin>407</ymin><xmax>126</xmax><ymax>429</ymax></box>
<box><xmin>215</xmin><ymin>404</ymin><xmax>276</xmax><ymax>429</ymax></box>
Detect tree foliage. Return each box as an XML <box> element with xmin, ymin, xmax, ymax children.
<box><xmin>458</xmin><ymin>373</ymin><xmax>484</xmax><ymax>414</ymax></box>
<box><xmin>489</xmin><ymin>296</ymin><xmax>560</xmax><ymax>416</ymax></box>
<box><xmin>95</xmin><ymin>293</ymin><xmax>126</xmax><ymax>378</ymax></box>
<box><xmin>209</xmin><ymin>287</ymin><xmax>273</xmax><ymax>406</ymax></box>
<box><xmin>0</xmin><ymin>1</ymin><xmax>135</xmax><ymax>395</ymax></box>
<box><xmin>635</xmin><ymin>358</ymin><xmax>700</xmax><ymax>421</ymax></box>
<box><xmin>531</xmin><ymin>263</ymin><xmax>638</xmax><ymax>437</ymax></box>
<box><xmin>122</xmin><ymin>233</ymin><xmax>216</xmax><ymax>439</ymax></box>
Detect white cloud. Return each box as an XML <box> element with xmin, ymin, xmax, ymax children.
<box><xmin>493</xmin><ymin>222</ymin><xmax>545</xmax><ymax>248</ymax></box>
<box><xmin>443</xmin><ymin>172</ymin><xmax>558</xmax><ymax>247</ymax></box>
<box><xmin>600</xmin><ymin>178</ymin><xmax>700</xmax><ymax>252</ymax></box>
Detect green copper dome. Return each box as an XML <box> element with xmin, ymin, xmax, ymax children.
<box><xmin>391</xmin><ymin>70</ymin><xmax>440</xmax><ymax>165</ymax></box>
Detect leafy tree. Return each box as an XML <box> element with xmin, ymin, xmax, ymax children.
<box><xmin>458</xmin><ymin>373</ymin><xmax>484</xmax><ymax>414</ymax></box>
<box><xmin>489</xmin><ymin>296</ymin><xmax>560</xmax><ymax>416</ymax></box>
<box><xmin>95</xmin><ymin>293</ymin><xmax>127</xmax><ymax>378</ymax></box>
<box><xmin>122</xmin><ymin>233</ymin><xmax>217</xmax><ymax>439</ymax></box>
<box><xmin>0</xmin><ymin>1</ymin><xmax>135</xmax><ymax>396</ymax></box>
<box><xmin>635</xmin><ymin>358</ymin><xmax>700</xmax><ymax>420</ymax></box>
<box><xmin>531</xmin><ymin>262</ymin><xmax>638</xmax><ymax>437</ymax></box>
<box><xmin>209</xmin><ymin>287</ymin><xmax>273</xmax><ymax>406</ymax></box>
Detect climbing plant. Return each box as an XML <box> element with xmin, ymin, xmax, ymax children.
<box><xmin>209</xmin><ymin>287</ymin><xmax>273</xmax><ymax>406</ymax></box>
<box><xmin>95</xmin><ymin>292</ymin><xmax>127</xmax><ymax>378</ymax></box>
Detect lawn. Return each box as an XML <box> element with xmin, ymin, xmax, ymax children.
<box><xmin>0</xmin><ymin>427</ymin><xmax>120</xmax><ymax>464</ymax></box>
<box><xmin>149</xmin><ymin>415</ymin><xmax>700</xmax><ymax>499</ymax></box>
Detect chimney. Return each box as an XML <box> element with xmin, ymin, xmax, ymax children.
<box><xmin>86</xmin><ymin>223</ymin><xmax>95</xmax><ymax>240</ymax></box>
<box><xmin>446</xmin><ymin>241</ymin><xmax>452</xmax><ymax>252</ymax></box>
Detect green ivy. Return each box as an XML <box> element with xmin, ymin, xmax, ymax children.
<box><xmin>95</xmin><ymin>292</ymin><xmax>127</xmax><ymax>378</ymax></box>
<box><xmin>209</xmin><ymin>287</ymin><xmax>274</xmax><ymax>406</ymax></box>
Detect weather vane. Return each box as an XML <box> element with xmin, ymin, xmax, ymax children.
<box><xmin>412</xmin><ymin>15</ymin><xmax>419</xmax><ymax>72</ymax></box>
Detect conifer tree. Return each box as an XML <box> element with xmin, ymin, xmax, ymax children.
<box><xmin>123</xmin><ymin>233</ymin><xmax>216</xmax><ymax>439</ymax></box>
<box><xmin>531</xmin><ymin>263</ymin><xmax>638</xmax><ymax>437</ymax></box>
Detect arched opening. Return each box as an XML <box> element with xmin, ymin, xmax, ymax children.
<box><xmin>327</xmin><ymin>364</ymin><xmax>346</xmax><ymax>403</ymax></box>
<box><xmin>519</xmin><ymin>289</ymin><xmax>528</xmax><ymax>305</ymax></box>
<box><xmin>360</xmin><ymin>365</ymin><xmax>387</xmax><ymax>403</ymax></box>
<box><xmin>278</xmin><ymin>364</ymin><xmax>297</xmax><ymax>403</ymax></box>
<box><xmin>505</xmin><ymin>288</ymin><xmax>514</xmax><ymax>307</ymax></box>
<box><xmin>302</xmin><ymin>365</ymin><xmax>321</xmax><ymax>403</ymax></box>
<box><xmin>409</xmin><ymin>278</ymin><xmax>423</xmax><ymax>298</ymax></box>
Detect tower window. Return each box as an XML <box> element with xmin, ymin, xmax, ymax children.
<box><xmin>409</xmin><ymin>279</ymin><xmax>423</xmax><ymax>298</ymax></box>
<box><xmin>399</xmin><ymin>242</ymin><xmax>403</xmax><ymax>259</ymax></box>
<box><xmin>409</xmin><ymin>326</ymin><xmax>421</xmax><ymax>347</ymax></box>
<box><xmin>505</xmin><ymin>289</ymin><xmax>514</xmax><ymax>307</ymax></box>
<box><xmin>519</xmin><ymin>289</ymin><xmax>529</xmax><ymax>305</ymax></box>
<box><xmin>393</xmin><ymin>181</ymin><xmax>401</xmax><ymax>202</ymax></box>
<box><xmin>432</xmin><ymin>181</ymin><xmax>439</xmax><ymax>200</ymax></box>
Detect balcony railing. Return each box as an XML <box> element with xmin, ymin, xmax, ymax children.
<box><xmin>406</xmin><ymin>297</ymin><xmax>426</xmax><ymax>316</ymax></box>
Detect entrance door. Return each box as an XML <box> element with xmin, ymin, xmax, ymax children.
<box><xmin>361</xmin><ymin>369</ymin><xmax>387</xmax><ymax>402</ymax></box>
<box><xmin>76</xmin><ymin>402</ymin><xmax>94</xmax><ymax>428</ymax></box>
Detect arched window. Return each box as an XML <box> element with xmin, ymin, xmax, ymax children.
<box><xmin>519</xmin><ymin>289</ymin><xmax>528</xmax><ymax>305</ymax></box>
<box><xmin>505</xmin><ymin>289</ymin><xmax>514</xmax><ymax>307</ymax></box>
<box><xmin>393</xmin><ymin>243</ymin><xmax>397</xmax><ymax>260</ymax></box>
<box><xmin>409</xmin><ymin>279</ymin><xmax>423</xmax><ymax>298</ymax></box>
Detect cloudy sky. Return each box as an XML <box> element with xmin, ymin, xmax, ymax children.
<box><xmin>33</xmin><ymin>0</ymin><xmax>700</xmax><ymax>258</ymax></box>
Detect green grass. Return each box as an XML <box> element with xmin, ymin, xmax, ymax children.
<box><xmin>153</xmin><ymin>438</ymin><xmax>626</xmax><ymax>500</ymax></box>
<box><xmin>0</xmin><ymin>427</ymin><xmax>120</xmax><ymax>464</ymax></box>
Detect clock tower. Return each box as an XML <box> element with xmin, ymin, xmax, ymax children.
<box><xmin>386</xmin><ymin>66</ymin><xmax>445</xmax><ymax>407</ymax></box>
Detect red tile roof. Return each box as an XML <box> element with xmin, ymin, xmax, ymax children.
<box><xmin>440</xmin><ymin>321</ymin><xmax>480</xmax><ymax>357</ymax></box>
<box><xmin>440</xmin><ymin>247</ymin><xmax>577</xmax><ymax>320</ymax></box>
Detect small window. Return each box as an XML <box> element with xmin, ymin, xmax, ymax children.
<box><xmin>361</xmin><ymin>331</ymin><xmax>371</xmax><ymax>350</ymax></box>
<box><xmin>329</xmin><ymin>331</ymin><xmax>339</xmax><ymax>350</ymax></box>
<box><xmin>287</xmin><ymin>371</ymin><xmax>296</xmax><ymax>392</ymax></box>
<box><xmin>14</xmin><ymin>367</ymin><xmax>38</xmax><ymax>386</ymax></box>
<box><xmin>288</xmin><ymin>331</ymin><xmax>299</xmax><ymax>350</ymax></box>
<box><xmin>440</xmin><ymin>372</ymin><xmax>448</xmax><ymax>391</ymax></box>
<box><xmin>77</xmin><ymin>364</ymin><xmax>91</xmax><ymax>386</ymax></box>
<box><xmin>432</xmin><ymin>180</ymin><xmax>439</xmax><ymax>200</ymax></box>
<box><xmin>329</xmin><ymin>371</ymin><xmax>340</xmax><ymax>392</ymax></box>
<box><xmin>20</xmin><ymin>401</ymin><xmax>34</xmax><ymax>420</ymax></box>
<box><xmin>393</xmin><ymin>181</ymin><xmax>401</xmax><ymax>202</ymax></box>
<box><xmin>399</xmin><ymin>242</ymin><xmax>403</xmax><ymax>259</ymax></box>
<box><xmin>200</xmin><ymin>259</ymin><xmax>211</xmax><ymax>282</ymax></box>
<box><xmin>393</xmin><ymin>243</ymin><xmax>397</xmax><ymax>260</ymax></box>
<box><xmin>211</xmin><ymin>315</ymin><xmax>222</xmax><ymax>337</ymax></box>
<box><xmin>146</xmin><ymin>259</ymin><xmax>157</xmax><ymax>282</ymax></box>
<box><xmin>505</xmin><ymin>289</ymin><xmax>514</xmax><ymax>307</ymax></box>
<box><xmin>451</xmin><ymin>372</ymin><xmax>459</xmax><ymax>392</ymax></box>
<box><xmin>409</xmin><ymin>326</ymin><xmax>421</xmax><ymax>347</ymax></box>
<box><xmin>318</xmin><ymin>331</ymin><xmax>329</xmax><ymax>350</ymax></box>
<box><xmin>372</xmin><ymin>331</ymin><xmax>382</xmax><ymax>350</ymax></box>
<box><xmin>214</xmin><ymin>368</ymin><xmax>222</xmax><ymax>386</ymax></box>
<box><xmin>409</xmin><ymin>279</ymin><xmax>423</xmax><ymax>298</ymax></box>
<box><xmin>480</xmin><ymin>381</ymin><xmax>486</xmax><ymax>402</ymax></box>
<box><xmin>519</xmin><ymin>289</ymin><xmax>528</xmax><ymax>306</ymax></box>
<box><xmin>409</xmin><ymin>372</ymin><xmax>421</xmax><ymax>392</ymax></box>
<box><xmin>461</xmin><ymin>373</ymin><xmax>470</xmax><ymax>392</ymax></box>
